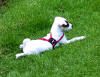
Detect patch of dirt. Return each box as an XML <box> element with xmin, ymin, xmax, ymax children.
<box><xmin>0</xmin><ymin>0</ymin><xmax>6</xmax><ymax>6</ymax></box>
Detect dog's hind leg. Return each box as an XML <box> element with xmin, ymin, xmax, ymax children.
<box><xmin>66</xmin><ymin>36</ymin><xmax>86</xmax><ymax>44</ymax></box>
<box><xmin>16</xmin><ymin>53</ymin><xmax>26</xmax><ymax>59</ymax></box>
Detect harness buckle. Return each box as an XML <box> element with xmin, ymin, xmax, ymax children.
<box><xmin>49</xmin><ymin>38</ymin><xmax>57</xmax><ymax>45</ymax></box>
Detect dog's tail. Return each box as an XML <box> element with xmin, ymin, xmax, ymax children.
<box><xmin>23</xmin><ymin>38</ymin><xmax>31</xmax><ymax>47</ymax></box>
<box><xmin>19</xmin><ymin>38</ymin><xmax>31</xmax><ymax>49</ymax></box>
<box><xmin>67</xmin><ymin>36</ymin><xmax>86</xmax><ymax>44</ymax></box>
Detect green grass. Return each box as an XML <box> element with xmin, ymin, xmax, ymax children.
<box><xmin>0</xmin><ymin>0</ymin><xmax>100</xmax><ymax>77</ymax></box>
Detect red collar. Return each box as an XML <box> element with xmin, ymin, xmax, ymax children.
<box><xmin>40</xmin><ymin>33</ymin><xmax>64</xmax><ymax>48</ymax></box>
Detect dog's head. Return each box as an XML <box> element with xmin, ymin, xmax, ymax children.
<box><xmin>54</xmin><ymin>17</ymin><xmax>73</xmax><ymax>31</ymax></box>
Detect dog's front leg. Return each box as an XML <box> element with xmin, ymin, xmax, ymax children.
<box><xmin>64</xmin><ymin>36</ymin><xmax>86</xmax><ymax>44</ymax></box>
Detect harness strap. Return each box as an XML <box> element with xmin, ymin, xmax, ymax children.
<box><xmin>56</xmin><ymin>33</ymin><xmax>64</xmax><ymax>43</ymax></box>
<box><xmin>40</xmin><ymin>33</ymin><xmax>64</xmax><ymax>48</ymax></box>
<box><xmin>50</xmin><ymin>33</ymin><xmax>53</xmax><ymax>38</ymax></box>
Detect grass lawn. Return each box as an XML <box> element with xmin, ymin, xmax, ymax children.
<box><xmin>0</xmin><ymin>0</ymin><xmax>100</xmax><ymax>77</ymax></box>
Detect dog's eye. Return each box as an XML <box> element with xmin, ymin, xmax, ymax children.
<box><xmin>62</xmin><ymin>23</ymin><xmax>69</xmax><ymax>27</ymax></box>
<box><xmin>62</xmin><ymin>20</ymin><xmax>70</xmax><ymax>27</ymax></box>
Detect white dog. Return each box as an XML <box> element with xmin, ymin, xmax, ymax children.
<box><xmin>16</xmin><ymin>17</ymin><xmax>86</xmax><ymax>59</ymax></box>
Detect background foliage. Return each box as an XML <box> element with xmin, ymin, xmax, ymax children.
<box><xmin>0</xmin><ymin>0</ymin><xmax>100</xmax><ymax>77</ymax></box>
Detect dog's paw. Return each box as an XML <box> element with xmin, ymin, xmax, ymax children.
<box><xmin>79</xmin><ymin>36</ymin><xmax>86</xmax><ymax>40</ymax></box>
<box><xmin>73</xmin><ymin>36</ymin><xmax>86</xmax><ymax>41</ymax></box>
<box><xmin>16</xmin><ymin>54</ymin><xmax>20</xmax><ymax>59</ymax></box>
<box><xmin>16</xmin><ymin>53</ymin><xmax>26</xmax><ymax>59</ymax></box>
<box><xmin>16</xmin><ymin>53</ymin><xmax>22</xmax><ymax>59</ymax></box>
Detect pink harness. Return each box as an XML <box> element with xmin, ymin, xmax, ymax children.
<box><xmin>40</xmin><ymin>33</ymin><xmax>64</xmax><ymax>48</ymax></box>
